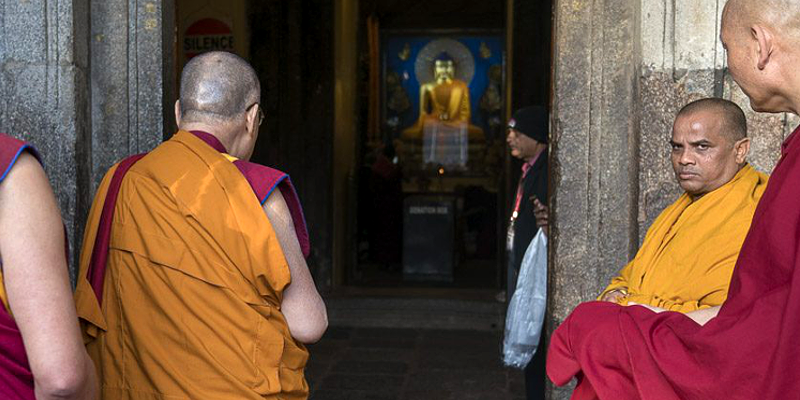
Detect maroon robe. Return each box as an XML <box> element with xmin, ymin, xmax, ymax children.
<box><xmin>547</xmin><ymin>125</ymin><xmax>800</xmax><ymax>399</ymax></box>
<box><xmin>85</xmin><ymin>130</ymin><xmax>311</xmax><ymax>304</ymax></box>
<box><xmin>0</xmin><ymin>133</ymin><xmax>42</xmax><ymax>400</ymax></box>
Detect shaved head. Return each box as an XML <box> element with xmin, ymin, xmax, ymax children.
<box><xmin>721</xmin><ymin>0</ymin><xmax>800</xmax><ymax>114</ymax></box>
<box><xmin>677</xmin><ymin>98</ymin><xmax>747</xmax><ymax>142</ymax></box>
<box><xmin>724</xmin><ymin>0</ymin><xmax>800</xmax><ymax>42</ymax></box>
<box><xmin>179</xmin><ymin>51</ymin><xmax>260</xmax><ymax>124</ymax></box>
<box><xmin>671</xmin><ymin>98</ymin><xmax>751</xmax><ymax>197</ymax></box>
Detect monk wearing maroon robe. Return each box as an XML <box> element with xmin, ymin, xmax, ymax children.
<box><xmin>74</xmin><ymin>52</ymin><xmax>327</xmax><ymax>399</ymax></box>
<box><xmin>0</xmin><ymin>134</ymin><xmax>96</xmax><ymax>399</ymax></box>
<box><xmin>546</xmin><ymin>1</ymin><xmax>800</xmax><ymax>399</ymax></box>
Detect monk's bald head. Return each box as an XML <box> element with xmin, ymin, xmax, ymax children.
<box><xmin>723</xmin><ymin>0</ymin><xmax>800</xmax><ymax>40</ymax></box>
<box><xmin>671</xmin><ymin>98</ymin><xmax>751</xmax><ymax>198</ymax></box>
<box><xmin>721</xmin><ymin>0</ymin><xmax>800</xmax><ymax>113</ymax></box>
<box><xmin>677</xmin><ymin>98</ymin><xmax>747</xmax><ymax>143</ymax></box>
<box><xmin>179</xmin><ymin>51</ymin><xmax>260</xmax><ymax>124</ymax></box>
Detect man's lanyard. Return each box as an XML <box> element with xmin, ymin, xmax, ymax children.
<box><xmin>510</xmin><ymin>173</ymin><xmax>527</xmax><ymax>223</ymax></box>
<box><xmin>510</xmin><ymin>153</ymin><xmax>541</xmax><ymax>223</ymax></box>
<box><xmin>507</xmin><ymin>154</ymin><xmax>540</xmax><ymax>252</ymax></box>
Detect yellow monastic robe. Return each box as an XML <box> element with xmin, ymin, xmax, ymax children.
<box><xmin>599</xmin><ymin>164</ymin><xmax>768</xmax><ymax>312</ymax></box>
<box><xmin>74</xmin><ymin>131</ymin><xmax>309</xmax><ymax>399</ymax></box>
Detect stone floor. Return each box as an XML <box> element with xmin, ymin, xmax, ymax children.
<box><xmin>306</xmin><ymin>326</ymin><xmax>526</xmax><ymax>400</ymax></box>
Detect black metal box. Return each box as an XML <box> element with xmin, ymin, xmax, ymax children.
<box><xmin>402</xmin><ymin>196</ymin><xmax>455</xmax><ymax>282</ymax></box>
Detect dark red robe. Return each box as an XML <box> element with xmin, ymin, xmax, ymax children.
<box><xmin>547</xmin><ymin>125</ymin><xmax>800</xmax><ymax>399</ymax></box>
<box><xmin>0</xmin><ymin>133</ymin><xmax>41</xmax><ymax>400</ymax></box>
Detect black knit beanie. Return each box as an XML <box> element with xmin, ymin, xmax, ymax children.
<box><xmin>508</xmin><ymin>106</ymin><xmax>548</xmax><ymax>144</ymax></box>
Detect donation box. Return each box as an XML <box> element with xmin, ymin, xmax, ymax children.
<box><xmin>402</xmin><ymin>196</ymin><xmax>455</xmax><ymax>282</ymax></box>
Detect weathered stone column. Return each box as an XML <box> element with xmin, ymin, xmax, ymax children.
<box><xmin>0</xmin><ymin>0</ymin><xmax>174</xmax><ymax>281</ymax></box>
<box><xmin>0</xmin><ymin>0</ymin><xmax>91</xmax><ymax>281</ymax></box>
<box><xmin>89</xmin><ymin>0</ymin><xmax>176</xmax><ymax>193</ymax></box>
<box><xmin>547</xmin><ymin>1</ymin><xmax>641</xmax><ymax>396</ymax></box>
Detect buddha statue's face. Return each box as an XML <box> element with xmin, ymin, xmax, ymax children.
<box><xmin>434</xmin><ymin>59</ymin><xmax>455</xmax><ymax>82</ymax></box>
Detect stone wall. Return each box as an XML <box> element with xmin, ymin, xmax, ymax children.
<box><xmin>0</xmin><ymin>0</ymin><xmax>89</xmax><ymax>281</ymax></box>
<box><xmin>0</xmin><ymin>0</ymin><xmax>175</xmax><ymax>282</ymax></box>
<box><xmin>548</xmin><ymin>0</ymin><xmax>799</xmax><ymax>398</ymax></box>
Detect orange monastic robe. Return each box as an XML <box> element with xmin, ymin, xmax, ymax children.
<box><xmin>74</xmin><ymin>131</ymin><xmax>309</xmax><ymax>399</ymax></box>
<box><xmin>599</xmin><ymin>164</ymin><xmax>768</xmax><ymax>312</ymax></box>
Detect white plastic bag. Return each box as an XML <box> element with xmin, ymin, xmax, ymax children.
<box><xmin>502</xmin><ymin>228</ymin><xmax>548</xmax><ymax>369</ymax></box>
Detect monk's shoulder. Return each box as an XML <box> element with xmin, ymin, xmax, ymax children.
<box><xmin>0</xmin><ymin>136</ymin><xmax>41</xmax><ymax>185</ymax></box>
<box><xmin>741</xmin><ymin>167</ymin><xmax>769</xmax><ymax>200</ymax></box>
<box><xmin>0</xmin><ymin>152</ymin><xmax>48</xmax><ymax>199</ymax></box>
<box><xmin>129</xmin><ymin>141</ymin><xmax>187</xmax><ymax>175</ymax></box>
<box><xmin>232</xmin><ymin>159</ymin><xmax>289</xmax><ymax>205</ymax></box>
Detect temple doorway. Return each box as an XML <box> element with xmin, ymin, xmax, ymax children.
<box><xmin>173</xmin><ymin>0</ymin><xmax>554</xmax><ymax>304</ymax></box>
<box><xmin>345</xmin><ymin>1</ymin><xmax>553</xmax><ymax>300</ymax></box>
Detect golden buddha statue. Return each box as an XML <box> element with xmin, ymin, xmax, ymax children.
<box><xmin>401</xmin><ymin>52</ymin><xmax>485</xmax><ymax>142</ymax></box>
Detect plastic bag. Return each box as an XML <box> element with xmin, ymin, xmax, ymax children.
<box><xmin>502</xmin><ymin>228</ymin><xmax>548</xmax><ymax>369</ymax></box>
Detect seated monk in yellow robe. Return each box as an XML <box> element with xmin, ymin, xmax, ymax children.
<box><xmin>598</xmin><ymin>98</ymin><xmax>768</xmax><ymax>312</ymax></box>
<box><xmin>74</xmin><ymin>52</ymin><xmax>327</xmax><ymax>400</ymax></box>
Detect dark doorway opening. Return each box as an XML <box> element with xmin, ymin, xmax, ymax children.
<box><xmin>349</xmin><ymin>0</ymin><xmax>554</xmax><ymax>297</ymax></box>
<box><xmin>173</xmin><ymin>0</ymin><xmax>554</xmax><ymax>299</ymax></box>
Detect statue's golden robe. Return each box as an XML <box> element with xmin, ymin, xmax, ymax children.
<box><xmin>402</xmin><ymin>79</ymin><xmax>484</xmax><ymax>141</ymax></box>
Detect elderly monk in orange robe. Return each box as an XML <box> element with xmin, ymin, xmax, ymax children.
<box><xmin>597</xmin><ymin>98</ymin><xmax>767</xmax><ymax>312</ymax></box>
<box><xmin>74</xmin><ymin>51</ymin><xmax>327</xmax><ymax>399</ymax></box>
<box><xmin>0</xmin><ymin>134</ymin><xmax>97</xmax><ymax>400</ymax></box>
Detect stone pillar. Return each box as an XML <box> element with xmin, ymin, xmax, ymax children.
<box><xmin>89</xmin><ymin>0</ymin><xmax>176</xmax><ymax>193</ymax></box>
<box><xmin>548</xmin><ymin>0</ymin><xmax>798</xmax><ymax>398</ymax></box>
<box><xmin>0</xmin><ymin>0</ymin><xmax>174</xmax><ymax>281</ymax></box>
<box><xmin>547</xmin><ymin>1</ymin><xmax>641</xmax><ymax>396</ymax></box>
<box><xmin>0</xmin><ymin>0</ymin><xmax>91</xmax><ymax>282</ymax></box>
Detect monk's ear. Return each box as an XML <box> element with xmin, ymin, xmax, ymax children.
<box><xmin>734</xmin><ymin>137</ymin><xmax>751</xmax><ymax>164</ymax></box>
<box><xmin>245</xmin><ymin>104</ymin><xmax>258</xmax><ymax>136</ymax></box>
<box><xmin>174</xmin><ymin>100</ymin><xmax>182</xmax><ymax>128</ymax></box>
<box><xmin>752</xmin><ymin>24</ymin><xmax>774</xmax><ymax>70</ymax></box>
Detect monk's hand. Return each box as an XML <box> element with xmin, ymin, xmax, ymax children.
<box><xmin>628</xmin><ymin>302</ymin><xmax>668</xmax><ymax>313</ymax></box>
<box><xmin>532</xmin><ymin>197</ymin><xmax>549</xmax><ymax>236</ymax></box>
<box><xmin>685</xmin><ymin>306</ymin><xmax>721</xmax><ymax>326</ymax></box>
<box><xmin>601</xmin><ymin>289</ymin><xmax>627</xmax><ymax>303</ymax></box>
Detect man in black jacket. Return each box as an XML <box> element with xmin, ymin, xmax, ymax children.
<box><xmin>506</xmin><ymin>105</ymin><xmax>548</xmax><ymax>400</ymax></box>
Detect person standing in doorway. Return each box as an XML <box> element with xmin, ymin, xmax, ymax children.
<box><xmin>505</xmin><ymin>105</ymin><xmax>548</xmax><ymax>399</ymax></box>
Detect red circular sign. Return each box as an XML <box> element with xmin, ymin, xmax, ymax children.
<box><xmin>183</xmin><ymin>18</ymin><xmax>234</xmax><ymax>59</ymax></box>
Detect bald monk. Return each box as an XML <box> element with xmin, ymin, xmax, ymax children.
<box><xmin>598</xmin><ymin>98</ymin><xmax>767</xmax><ymax>312</ymax></box>
<box><xmin>547</xmin><ymin>1</ymin><xmax>800</xmax><ymax>399</ymax></box>
<box><xmin>74</xmin><ymin>51</ymin><xmax>327</xmax><ymax>399</ymax></box>
<box><xmin>0</xmin><ymin>134</ymin><xmax>96</xmax><ymax>399</ymax></box>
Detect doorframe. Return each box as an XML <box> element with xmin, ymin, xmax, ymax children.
<box><xmin>332</xmin><ymin>0</ymin><xmax>360</xmax><ymax>287</ymax></box>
